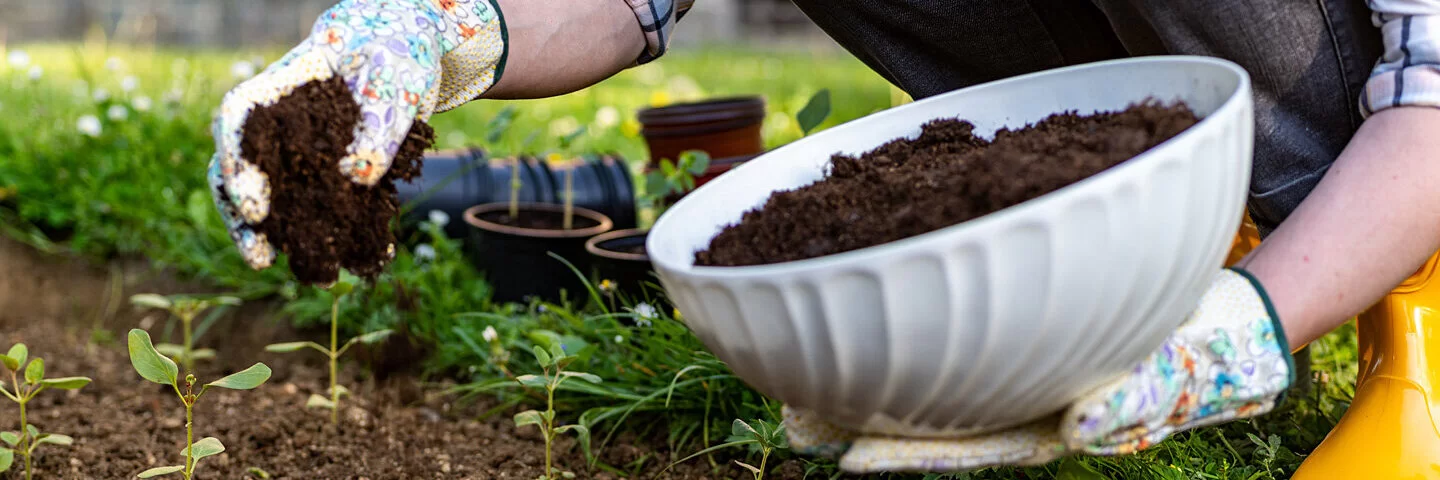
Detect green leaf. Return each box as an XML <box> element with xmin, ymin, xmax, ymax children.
<box><xmin>731</xmin><ymin>419</ymin><xmax>758</xmax><ymax>439</ymax></box>
<box><xmin>513</xmin><ymin>410</ymin><xmax>543</xmax><ymax>429</ymax></box>
<box><xmin>205</xmin><ymin>363</ymin><xmax>271</xmax><ymax>390</ymax></box>
<box><xmin>329</xmin><ymin>280</ymin><xmax>354</xmax><ymax>297</ymax></box>
<box><xmin>154</xmin><ymin>344</ymin><xmax>184</xmax><ymax>358</ymax></box>
<box><xmin>305</xmin><ymin>394</ymin><xmax>336</xmax><ymax>410</ymax></box>
<box><xmin>136</xmin><ymin>465</ymin><xmax>185</xmax><ymax>478</ymax></box>
<box><xmin>180</xmin><ymin>437</ymin><xmax>225</xmax><ymax>461</ymax></box>
<box><xmin>797</xmin><ymin>88</ymin><xmax>832</xmax><ymax>135</ymax></box>
<box><xmin>0</xmin><ymin>448</ymin><xmax>11</xmax><ymax>472</ymax></box>
<box><xmin>23</xmin><ymin>358</ymin><xmax>42</xmax><ymax>384</ymax></box>
<box><xmin>24</xmin><ymin>426</ymin><xmax>37</xmax><ymax>440</ymax></box>
<box><xmin>555</xmin><ymin>424</ymin><xmax>592</xmax><ymax>461</ymax></box>
<box><xmin>36</xmin><ymin>434</ymin><xmax>73</xmax><ymax>446</ymax></box>
<box><xmin>735</xmin><ymin>461</ymin><xmax>761</xmax><ymax>476</ymax></box>
<box><xmin>0</xmin><ymin>432</ymin><xmax>17</xmax><ymax>446</ymax></box>
<box><xmin>212</xmin><ymin>296</ymin><xmax>242</xmax><ymax>306</ymax></box>
<box><xmin>127</xmin><ymin>329</ymin><xmax>178</xmax><ymax>386</ymax></box>
<box><xmin>559</xmin><ymin>371</ymin><xmax>602</xmax><ymax>384</ymax></box>
<box><xmin>353</xmin><ymin>329</ymin><xmax>393</xmax><ymax>345</ymax></box>
<box><xmin>644</xmin><ymin>172</ymin><xmax>669</xmax><ymax>198</ymax></box>
<box><xmin>41</xmin><ymin>377</ymin><xmax>91</xmax><ymax>390</ymax></box>
<box><xmin>1</xmin><ymin>355</ymin><xmax>15</xmax><ymax>372</ymax></box>
<box><xmin>191</xmin><ymin>349</ymin><xmax>216</xmax><ymax>360</ymax></box>
<box><xmin>682</xmin><ymin>150</ymin><xmax>710</xmax><ymax>175</ymax></box>
<box><xmin>531</xmin><ymin>346</ymin><xmax>552</xmax><ymax>368</ymax></box>
<box><xmin>515</xmin><ymin>375</ymin><xmax>548</xmax><ymax>388</ymax></box>
<box><xmin>129</xmin><ymin>294</ymin><xmax>172</xmax><ymax>310</ymax></box>
<box><xmin>1056</xmin><ymin>457</ymin><xmax>1108</xmax><ymax>480</ymax></box>
<box><xmin>6</xmin><ymin>344</ymin><xmax>26</xmax><ymax>370</ymax></box>
<box><xmin>660</xmin><ymin>159</ymin><xmax>676</xmax><ymax>176</ymax></box>
<box><xmin>264</xmin><ymin>342</ymin><xmax>325</xmax><ymax>353</ymax></box>
<box><xmin>330</xmin><ymin>384</ymin><xmax>350</xmax><ymax>398</ymax></box>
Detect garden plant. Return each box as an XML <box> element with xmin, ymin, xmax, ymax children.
<box><xmin>129</xmin><ymin>294</ymin><xmax>241</xmax><ymax>373</ymax></box>
<box><xmin>128</xmin><ymin>329</ymin><xmax>271</xmax><ymax>479</ymax></box>
<box><xmin>264</xmin><ymin>273</ymin><xmax>392</xmax><ymax>424</ymax></box>
<box><xmin>0</xmin><ymin>343</ymin><xmax>92</xmax><ymax>480</ymax></box>
<box><xmin>512</xmin><ymin>340</ymin><xmax>600</xmax><ymax>480</ymax></box>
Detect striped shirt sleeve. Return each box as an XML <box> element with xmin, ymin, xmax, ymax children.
<box><xmin>623</xmin><ymin>0</ymin><xmax>695</xmax><ymax>65</ymax></box>
<box><xmin>1360</xmin><ymin>1</ymin><xmax>1440</xmax><ymax>117</ymax></box>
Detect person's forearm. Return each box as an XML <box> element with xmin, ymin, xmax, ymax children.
<box><xmin>481</xmin><ymin>0</ymin><xmax>646</xmax><ymax>99</ymax></box>
<box><xmin>1237</xmin><ymin>107</ymin><xmax>1440</xmax><ymax>347</ymax></box>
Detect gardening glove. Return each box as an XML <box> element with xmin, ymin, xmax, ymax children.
<box><xmin>206</xmin><ymin>0</ymin><xmax>507</xmax><ymax>270</ymax></box>
<box><xmin>784</xmin><ymin>268</ymin><xmax>1296</xmax><ymax>474</ymax></box>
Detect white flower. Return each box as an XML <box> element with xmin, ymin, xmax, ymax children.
<box><xmin>594</xmin><ymin>106</ymin><xmax>620</xmax><ymax>129</ymax></box>
<box><xmin>414</xmin><ymin>243</ymin><xmax>436</xmax><ymax>261</ymax></box>
<box><xmin>132</xmin><ymin>96</ymin><xmax>153</xmax><ymax>112</ymax></box>
<box><xmin>428</xmin><ymin>209</ymin><xmax>450</xmax><ymax>227</ymax></box>
<box><xmin>105</xmin><ymin>56</ymin><xmax>124</xmax><ymax>72</ymax></box>
<box><xmin>614</xmin><ymin>335</ymin><xmax>624</xmax><ymax>343</ymax></box>
<box><xmin>92</xmin><ymin>88</ymin><xmax>110</xmax><ymax>103</ymax></box>
<box><xmin>120</xmin><ymin>75</ymin><xmax>138</xmax><ymax>93</ymax></box>
<box><xmin>107</xmin><ymin>105</ymin><xmax>129</xmax><ymax>121</ymax></box>
<box><xmin>231</xmin><ymin>60</ymin><xmax>256</xmax><ymax>80</ymax></box>
<box><xmin>26</xmin><ymin>66</ymin><xmax>41</xmax><ymax>81</ymax></box>
<box><xmin>482</xmin><ymin>326</ymin><xmax>499</xmax><ymax>343</ymax></box>
<box><xmin>76</xmin><ymin>115</ymin><xmax>102</xmax><ymax>137</ymax></box>
<box><xmin>631</xmin><ymin>303</ymin><xmax>657</xmax><ymax>326</ymax></box>
<box><xmin>7</xmin><ymin>50</ymin><xmax>29</xmax><ymax>68</ymax></box>
<box><xmin>548</xmin><ymin>116</ymin><xmax>581</xmax><ymax>138</ymax></box>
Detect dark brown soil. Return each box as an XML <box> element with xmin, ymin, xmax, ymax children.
<box><xmin>242</xmin><ymin>76</ymin><xmax>435</xmax><ymax>285</ymax></box>
<box><xmin>0</xmin><ymin>238</ymin><xmax>801</xmax><ymax>479</ymax></box>
<box><xmin>480</xmin><ymin>210</ymin><xmax>601</xmax><ymax>231</ymax></box>
<box><xmin>695</xmin><ymin>100</ymin><xmax>1198</xmax><ymax>267</ymax></box>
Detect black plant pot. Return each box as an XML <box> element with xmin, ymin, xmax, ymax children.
<box><xmin>585</xmin><ymin>229</ymin><xmax>674</xmax><ymax>314</ymax></box>
<box><xmin>398</xmin><ymin>149</ymin><xmax>637</xmax><ymax>239</ymax></box>
<box><xmin>463</xmin><ymin>202</ymin><xmax>614</xmax><ymax>305</ymax></box>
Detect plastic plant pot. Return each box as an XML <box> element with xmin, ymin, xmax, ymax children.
<box><xmin>584</xmin><ymin>228</ymin><xmax>661</xmax><ymax>299</ymax></box>
<box><xmin>463</xmin><ymin>202</ymin><xmax>614</xmax><ymax>305</ymax></box>
<box><xmin>398</xmin><ymin>150</ymin><xmax>636</xmax><ymax>238</ymax></box>
<box><xmin>638</xmin><ymin>97</ymin><xmax>765</xmax><ymax>170</ymax></box>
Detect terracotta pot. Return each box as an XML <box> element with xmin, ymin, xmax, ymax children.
<box><xmin>463</xmin><ymin>202</ymin><xmax>613</xmax><ymax>305</ymax></box>
<box><xmin>638</xmin><ymin>96</ymin><xmax>766</xmax><ymax>168</ymax></box>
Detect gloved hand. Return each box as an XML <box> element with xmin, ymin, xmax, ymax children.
<box><xmin>206</xmin><ymin>0</ymin><xmax>507</xmax><ymax>269</ymax></box>
<box><xmin>784</xmin><ymin>268</ymin><xmax>1295</xmax><ymax>474</ymax></box>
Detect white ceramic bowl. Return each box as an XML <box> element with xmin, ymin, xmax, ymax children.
<box><xmin>646</xmin><ymin>56</ymin><xmax>1253</xmax><ymax>437</ymax></box>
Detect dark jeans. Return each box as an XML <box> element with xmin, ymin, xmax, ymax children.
<box><xmin>788</xmin><ymin>0</ymin><xmax>1384</xmax><ymax>236</ymax></box>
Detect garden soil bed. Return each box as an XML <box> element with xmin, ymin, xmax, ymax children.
<box><xmin>696</xmin><ymin>100</ymin><xmax>1198</xmax><ymax>267</ymax></box>
<box><xmin>0</xmin><ymin>238</ymin><xmax>804</xmax><ymax>479</ymax></box>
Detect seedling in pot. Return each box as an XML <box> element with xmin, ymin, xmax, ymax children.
<box><xmin>130</xmin><ymin>294</ymin><xmax>241</xmax><ymax>373</ymax></box>
<box><xmin>0</xmin><ymin>343</ymin><xmax>91</xmax><ymax>480</ymax></box>
<box><xmin>640</xmin><ymin>149</ymin><xmax>710</xmax><ymax>215</ymax></box>
<box><xmin>264</xmin><ymin>272</ymin><xmax>391</xmax><ymax>424</ymax></box>
<box><xmin>665</xmin><ymin>418</ymin><xmax>788</xmax><ymax>480</ymax></box>
<box><xmin>128</xmin><ymin>329</ymin><xmax>271</xmax><ymax>479</ymax></box>
<box><xmin>513</xmin><ymin>341</ymin><xmax>600</xmax><ymax>480</ymax></box>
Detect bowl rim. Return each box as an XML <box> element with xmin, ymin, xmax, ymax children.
<box><xmin>647</xmin><ymin>55</ymin><xmax>1252</xmax><ymax>278</ymax></box>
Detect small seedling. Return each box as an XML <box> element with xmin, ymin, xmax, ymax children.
<box><xmin>513</xmin><ymin>342</ymin><xmax>600</xmax><ymax>480</ymax></box>
<box><xmin>129</xmin><ymin>329</ymin><xmax>270</xmax><ymax>479</ymax></box>
<box><xmin>130</xmin><ymin>294</ymin><xmax>241</xmax><ymax>373</ymax></box>
<box><xmin>264</xmin><ymin>274</ymin><xmax>391</xmax><ymax>424</ymax></box>
<box><xmin>641</xmin><ymin>149</ymin><xmax>710</xmax><ymax>215</ymax></box>
<box><xmin>0</xmin><ymin>343</ymin><xmax>92</xmax><ymax>480</ymax></box>
<box><xmin>666</xmin><ymin>418</ymin><xmax>788</xmax><ymax>480</ymax></box>
<box><xmin>555</xmin><ymin>127</ymin><xmax>587</xmax><ymax>231</ymax></box>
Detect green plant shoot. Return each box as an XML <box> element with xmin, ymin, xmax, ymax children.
<box><xmin>513</xmin><ymin>341</ymin><xmax>600</xmax><ymax>480</ymax></box>
<box><xmin>665</xmin><ymin>418</ymin><xmax>788</xmax><ymax>480</ymax></box>
<box><xmin>130</xmin><ymin>293</ymin><xmax>241</xmax><ymax>373</ymax></box>
<box><xmin>640</xmin><ymin>149</ymin><xmax>710</xmax><ymax>218</ymax></box>
<box><xmin>128</xmin><ymin>329</ymin><xmax>270</xmax><ymax>480</ymax></box>
<box><xmin>264</xmin><ymin>273</ymin><xmax>391</xmax><ymax>424</ymax></box>
<box><xmin>0</xmin><ymin>343</ymin><xmax>91</xmax><ymax>480</ymax></box>
<box><xmin>796</xmin><ymin>88</ymin><xmax>832</xmax><ymax>136</ymax></box>
<box><xmin>509</xmin><ymin>157</ymin><xmax>523</xmax><ymax>219</ymax></box>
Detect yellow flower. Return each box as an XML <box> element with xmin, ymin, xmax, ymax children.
<box><xmin>545</xmin><ymin>152</ymin><xmax>567</xmax><ymax>165</ymax></box>
<box><xmin>649</xmin><ymin>91</ymin><xmax>671</xmax><ymax>107</ymax></box>
<box><xmin>599</xmin><ymin>279</ymin><xmax>616</xmax><ymax>295</ymax></box>
<box><xmin>672</xmin><ymin>308</ymin><xmax>683</xmax><ymax>321</ymax></box>
<box><xmin>620</xmin><ymin>118</ymin><xmax>641</xmax><ymax>138</ymax></box>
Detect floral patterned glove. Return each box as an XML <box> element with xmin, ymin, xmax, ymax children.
<box><xmin>785</xmin><ymin>268</ymin><xmax>1295</xmax><ymax>474</ymax></box>
<box><xmin>206</xmin><ymin>0</ymin><xmax>506</xmax><ymax>269</ymax></box>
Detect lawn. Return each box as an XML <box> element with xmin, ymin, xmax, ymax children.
<box><xmin>0</xmin><ymin>39</ymin><xmax>1358</xmax><ymax>479</ymax></box>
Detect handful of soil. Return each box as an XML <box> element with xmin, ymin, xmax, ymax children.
<box><xmin>240</xmin><ymin>76</ymin><xmax>434</xmax><ymax>284</ymax></box>
<box><xmin>695</xmin><ymin>100</ymin><xmax>1198</xmax><ymax>267</ymax></box>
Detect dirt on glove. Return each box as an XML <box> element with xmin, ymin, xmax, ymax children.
<box><xmin>241</xmin><ymin>76</ymin><xmax>434</xmax><ymax>284</ymax></box>
<box><xmin>695</xmin><ymin>99</ymin><xmax>1199</xmax><ymax>267</ymax></box>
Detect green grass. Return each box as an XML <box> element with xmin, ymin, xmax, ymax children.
<box><xmin>0</xmin><ymin>41</ymin><xmax>1358</xmax><ymax>479</ymax></box>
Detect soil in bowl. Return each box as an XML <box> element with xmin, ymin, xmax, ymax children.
<box><xmin>241</xmin><ymin>76</ymin><xmax>435</xmax><ymax>285</ymax></box>
<box><xmin>694</xmin><ymin>99</ymin><xmax>1199</xmax><ymax>267</ymax></box>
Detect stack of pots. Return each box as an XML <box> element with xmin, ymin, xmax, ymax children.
<box><xmin>585</xmin><ymin>96</ymin><xmax>768</xmax><ymax>303</ymax></box>
<box><xmin>396</xmin><ymin>96</ymin><xmax>766</xmax><ymax>306</ymax></box>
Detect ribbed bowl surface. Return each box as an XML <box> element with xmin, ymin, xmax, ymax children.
<box><xmin>647</xmin><ymin>56</ymin><xmax>1254</xmax><ymax>437</ymax></box>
